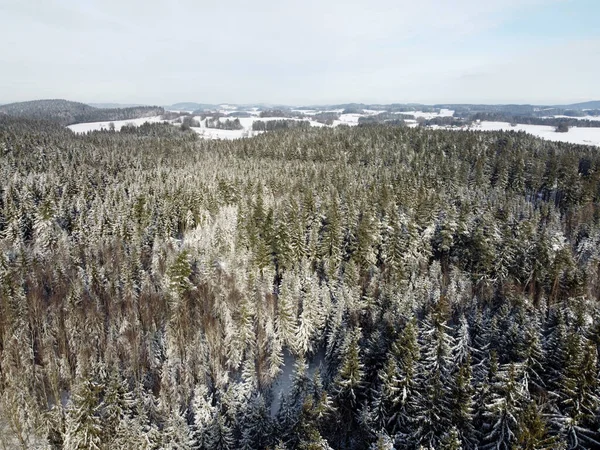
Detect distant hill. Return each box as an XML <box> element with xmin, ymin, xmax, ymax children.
<box><xmin>88</xmin><ymin>102</ymin><xmax>146</xmax><ymax>109</ymax></box>
<box><xmin>0</xmin><ymin>99</ymin><xmax>96</xmax><ymax>124</ymax></box>
<box><xmin>168</xmin><ymin>102</ymin><xmax>219</xmax><ymax>112</ymax></box>
<box><xmin>164</xmin><ymin>100</ymin><xmax>600</xmax><ymax>115</ymax></box>
<box><xmin>0</xmin><ymin>99</ymin><xmax>164</xmax><ymax>126</ymax></box>
<box><xmin>563</xmin><ymin>101</ymin><xmax>600</xmax><ymax>110</ymax></box>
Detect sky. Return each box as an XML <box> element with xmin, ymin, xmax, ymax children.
<box><xmin>0</xmin><ymin>0</ymin><xmax>598</xmax><ymax>106</ymax></box>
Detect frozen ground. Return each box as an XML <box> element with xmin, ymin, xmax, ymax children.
<box><xmin>190</xmin><ymin>127</ymin><xmax>256</xmax><ymax>140</ymax></box>
<box><xmin>65</xmin><ymin>110</ymin><xmax>600</xmax><ymax>147</ymax></box>
<box><xmin>269</xmin><ymin>347</ymin><xmax>326</xmax><ymax>417</ymax></box>
<box><xmin>396</xmin><ymin>109</ymin><xmax>455</xmax><ymax>119</ymax></box>
<box><xmin>189</xmin><ymin>116</ymin><xmax>326</xmax><ymax>140</ymax></box>
<box><xmin>292</xmin><ymin>109</ymin><xmax>317</xmax><ymax>115</ymax></box>
<box><xmin>546</xmin><ymin>115</ymin><xmax>600</xmax><ymax>121</ymax></box>
<box><xmin>469</xmin><ymin>121</ymin><xmax>600</xmax><ymax>147</ymax></box>
<box><xmin>333</xmin><ymin>113</ymin><xmax>362</xmax><ymax>126</ymax></box>
<box><xmin>67</xmin><ymin>113</ymin><xmax>329</xmax><ymax>140</ymax></box>
<box><xmin>65</xmin><ymin>106</ymin><xmax>457</xmax><ymax>139</ymax></box>
<box><xmin>67</xmin><ymin>116</ymin><xmax>167</xmax><ymax>133</ymax></box>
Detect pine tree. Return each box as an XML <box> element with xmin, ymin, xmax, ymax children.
<box><xmin>414</xmin><ymin>312</ymin><xmax>455</xmax><ymax>448</ymax></box>
<box><xmin>276</xmin><ymin>356</ymin><xmax>312</xmax><ymax>441</ymax></box>
<box><xmin>63</xmin><ymin>378</ymin><xmax>103</xmax><ymax>450</ymax></box>
<box><xmin>370</xmin><ymin>430</ymin><xmax>395</xmax><ymax>450</ymax></box>
<box><xmin>439</xmin><ymin>427</ymin><xmax>463</xmax><ymax>450</ymax></box>
<box><xmin>381</xmin><ymin>320</ymin><xmax>421</xmax><ymax>438</ymax></box>
<box><xmin>334</xmin><ymin>328</ymin><xmax>364</xmax><ymax>407</ymax></box>
<box><xmin>238</xmin><ymin>394</ymin><xmax>272</xmax><ymax>450</ymax></box>
<box><xmin>481</xmin><ymin>363</ymin><xmax>524</xmax><ymax>450</ymax></box>
<box><xmin>112</xmin><ymin>413</ymin><xmax>154</xmax><ymax>450</ymax></box>
<box><xmin>450</xmin><ymin>356</ymin><xmax>475</xmax><ymax>448</ymax></box>
<box><xmin>190</xmin><ymin>385</ymin><xmax>217</xmax><ymax>449</ymax></box>
<box><xmin>100</xmin><ymin>368</ymin><xmax>133</xmax><ymax>446</ymax></box>
<box><xmin>330</xmin><ymin>328</ymin><xmax>365</xmax><ymax>447</ymax></box>
<box><xmin>161</xmin><ymin>409</ymin><xmax>193</xmax><ymax>450</ymax></box>
<box><xmin>277</xmin><ymin>271</ymin><xmax>300</xmax><ymax>352</ymax></box>
<box><xmin>550</xmin><ymin>334</ymin><xmax>600</xmax><ymax>448</ymax></box>
<box><xmin>205</xmin><ymin>410</ymin><xmax>234</xmax><ymax>450</ymax></box>
<box><xmin>517</xmin><ymin>401</ymin><xmax>562</xmax><ymax>450</ymax></box>
<box><xmin>319</xmin><ymin>197</ymin><xmax>343</xmax><ymax>280</ymax></box>
<box><xmin>519</xmin><ymin>315</ymin><xmax>546</xmax><ymax>395</ymax></box>
<box><xmin>453</xmin><ymin>314</ymin><xmax>473</xmax><ymax>367</ymax></box>
<box><xmin>294</xmin><ymin>396</ymin><xmax>335</xmax><ymax>450</ymax></box>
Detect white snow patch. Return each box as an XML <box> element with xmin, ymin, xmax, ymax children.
<box><xmin>363</xmin><ymin>109</ymin><xmax>387</xmax><ymax>115</ymax></box>
<box><xmin>188</xmin><ymin>116</ymin><xmax>327</xmax><ymax>140</ymax></box>
<box><xmin>67</xmin><ymin>116</ymin><xmax>167</xmax><ymax>133</ymax></box>
<box><xmin>545</xmin><ymin>115</ymin><xmax>600</xmax><ymax>121</ymax></box>
<box><xmin>269</xmin><ymin>347</ymin><xmax>326</xmax><ymax>417</ymax></box>
<box><xmin>395</xmin><ymin>109</ymin><xmax>454</xmax><ymax>119</ymax></box>
<box><xmin>270</xmin><ymin>350</ymin><xmax>296</xmax><ymax>417</ymax></box>
<box><xmin>334</xmin><ymin>114</ymin><xmax>362</xmax><ymax>126</ymax></box>
<box><xmin>468</xmin><ymin>121</ymin><xmax>600</xmax><ymax>147</ymax></box>
<box><xmin>292</xmin><ymin>109</ymin><xmax>316</xmax><ymax>115</ymax></box>
<box><xmin>191</xmin><ymin>127</ymin><xmax>255</xmax><ymax>140</ymax></box>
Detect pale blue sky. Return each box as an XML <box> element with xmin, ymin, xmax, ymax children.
<box><xmin>0</xmin><ymin>0</ymin><xmax>598</xmax><ymax>105</ymax></box>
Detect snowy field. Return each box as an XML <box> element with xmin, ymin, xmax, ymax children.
<box><xmin>67</xmin><ymin>116</ymin><xmax>167</xmax><ymax>133</ymax></box>
<box><xmin>396</xmin><ymin>108</ymin><xmax>455</xmax><ymax>119</ymax></box>
<box><xmin>65</xmin><ymin>110</ymin><xmax>600</xmax><ymax>147</ymax></box>
<box><xmin>546</xmin><ymin>115</ymin><xmax>600</xmax><ymax>121</ymax></box>
<box><xmin>469</xmin><ymin>121</ymin><xmax>600</xmax><ymax>147</ymax></box>
<box><xmin>189</xmin><ymin>116</ymin><xmax>326</xmax><ymax>140</ymax></box>
<box><xmin>67</xmin><ymin>113</ymin><xmax>329</xmax><ymax>140</ymax></box>
<box><xmin>190</xmin><ymin>127</ymin><xmax>256</xmax><ymax>140</ymax></box>
<box><xmin>333</xmin><ymin>113</ymin><xmax>362</xmax><ymax>126</ymax></box>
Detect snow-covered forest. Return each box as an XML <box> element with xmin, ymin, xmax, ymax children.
<box><xmin>0</xmin><ymin>100</ymin><xmax>164</xmax><ymax>127</ymax></box>
<box><xmin>1</xmin><ymin>115</ymin><xmax>600</xmax><ymax>449</ymax></box>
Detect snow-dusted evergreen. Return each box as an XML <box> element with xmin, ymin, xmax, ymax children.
<box><xmin>0</xmin><ymin>115</ymin><xmax>600</xmax><ymax>449</ymax></box>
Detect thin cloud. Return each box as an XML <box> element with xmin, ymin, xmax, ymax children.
<box><xmin>0</xmin><ymin>0</ymin><xmax>593</xmax><ymax>105</ymax></box>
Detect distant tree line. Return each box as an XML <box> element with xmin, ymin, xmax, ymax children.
<box><xmin>113</xmin><ymin>122</ymin><xmax>198</xmax><ymax>138</ymax></box>
<box><xmin>252</xmin><ymin>119</ymin><xmax>311</xmax><ymax>131</ymax></box>
<box><xmin>0</xmin><ymin>99</ymin><xmax>164</xmax><ymax>126</ymax></box>
<box><xmin>180</xmin><ymin>116</ymin><xmax>201</xmax><ymax>130</ymax></box>
<box><xmin>470</xmin><ymin>112</ymin><xmax>600</xmax><ymax>128</ymax></box>
<box><xmin>162</xmin><ymin>111</ymin><xmax>189</xmax><ymax>121</ymax></box>
<box><xmin>358</xmin><ymin>112</ymin><xmax>408</xmax><ymax>125</ymax></box>
<box><xmin>342</xmin><ymin>107</ymin><xmax>364</xmax><ymax>114</ymax></box>
<box><xmin>225</xmin><ymin>111</ymin><xmax>253</xmax><ymax>118</ymax></box>
<box><xmin>259</xmin><ymin>109</ymin><xmax>306</xmax><ymax>119</ymax></box>
<box><xmin>312</xmin><ymin>112</ymin><xmax>340</xmax><ymax>125</ymax></box>
<box><xmin>205</xmin><ymin>117</ymin><xmax>243</xmax><ymax>130</ymax></box>
<box><xmin>553</xmin><ymin>109</ymin><xmax>600</xmax><ymax>118</ymax></box>
<box><xmin>420</xmin><ymin>116</ymin><xmax>470</xmax><ymax>127</ymax></box>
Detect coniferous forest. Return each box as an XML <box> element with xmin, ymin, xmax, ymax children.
<box><xmin>0</xmin><ymin>100</ymin><xmax>164</xmax><ymax>127</ymax></box>
<box><xmin>2</xmin><ymin>115</ymin><xmax>600</xmax><ymax>449</ymax></box>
